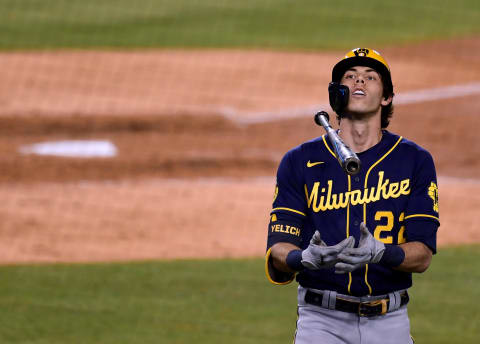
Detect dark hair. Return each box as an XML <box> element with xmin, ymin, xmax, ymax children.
<box><xmin>381</xmin><ymin>91</ymin><xmax>394</xmax><ymax>129</ymax></box>
<box><xmin>380</xmin><ymin>76</ymin><xmax>394</xmax><ymax>128</ymax></box>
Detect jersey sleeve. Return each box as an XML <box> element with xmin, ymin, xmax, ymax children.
<box><xmin>265</xmin><ymin>148</ymin><xmax>308</xmax><ymax>285</ymax></box>
<box><xmin>404</xmin><ymin>149</ymin><xmax>439</xmax><ymax>252</ymax></box>
<box><xmin>267</xmin><ymin>148</ymin><xmax>307</xmax><ymax>249</ymax></box>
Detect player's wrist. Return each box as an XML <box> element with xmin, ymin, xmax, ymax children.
<box><xmin>286</xmin><ymin>249</ymin><xmax>304</xmax><ymax>271</ymax></box>
<box><xmin>379</xmin><ymin>245</ymin><xmax>405</xmax><ymax>267</ymax></box>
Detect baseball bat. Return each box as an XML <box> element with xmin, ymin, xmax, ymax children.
<box><xmin>314</xmin><ymin>111</ymin><xmax>361</xmax><ymax>175</ymax></box>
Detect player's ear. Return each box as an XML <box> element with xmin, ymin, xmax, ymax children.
<box><xmin>381</xmin><ymin>94</ymin><xmax>393</xmax><ymax>106</ymax></box>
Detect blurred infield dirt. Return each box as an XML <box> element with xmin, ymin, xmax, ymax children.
<box><xmin>0</xmin><ymin>38</ymin><xmax>479</xmax><ymax>263</ymax></box>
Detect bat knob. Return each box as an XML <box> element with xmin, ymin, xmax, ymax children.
<box><xmin>314</xmin><ymin>111</ymin><xmax>329</xmax><ymax>126</ymax></box>
<box><xmin>344</xmin><ymin>157</ymin><xmax>361</xmax><ymax>175</ymax></box>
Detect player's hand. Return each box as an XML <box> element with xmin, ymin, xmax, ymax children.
<box><xmin>301</xmin><ymin>231</ymin><xmax>355</xmax><ymax>270</ymax></box>
<box><xmin>334</xmin><ymin>222</ymin><xmax>385</xmax><ymax>274</ymax></box>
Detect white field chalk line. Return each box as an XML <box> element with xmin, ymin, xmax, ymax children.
<box><xmin>438</xmin><ymin>176</ymin><xmax>480</xmax><ymax>185</ymax></box>
<box><xmin>19</xmin><ymin>140</ymin><xmax>118</xmax><ymax>158</ymax></box>
<box><xmin>226</xmin><ymin>82</ymin><xmax>480</xmax><ymax>124</ymax></box>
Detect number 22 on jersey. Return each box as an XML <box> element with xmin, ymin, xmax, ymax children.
<box><xmin>373</xmin><ymin>211</ymin><xmax>406</xmax><ymax>244</ymax></box>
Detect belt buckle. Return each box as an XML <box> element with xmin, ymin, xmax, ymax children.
<box><xmin>358</xmin><ymin>299</ymin><xmax>388</xmax><ymax>317</ymax></box>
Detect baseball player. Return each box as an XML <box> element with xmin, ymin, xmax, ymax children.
<box><xmin>265</xmin><ymin>48</ymin><xmax>439</xmax><ymax>344</ymax></box>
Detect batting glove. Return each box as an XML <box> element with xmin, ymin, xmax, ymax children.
<box><xmin>334</xmin><ymin>222</ymin><xmax>386</xmax><ymax>274</ymax></box>
<box><xmin>301</xmin><ymin>230</ymin><xmax>355</xmax><ymax>270</ymax></box>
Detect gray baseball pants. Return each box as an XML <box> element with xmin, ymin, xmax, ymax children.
<box><xmin>294</xmin><ymin>286</ymin><xmax>414</xmax><ymax>344</ymax></box>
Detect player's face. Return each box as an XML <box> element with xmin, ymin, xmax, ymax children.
<box><xmin>340</xmin><ymin>66</ymin><xmax>391</xmax><ymax>116</ymax></box>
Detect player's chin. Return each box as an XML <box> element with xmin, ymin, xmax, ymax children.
<box><xmin>345</xmin><ymin>102</ymin><xmax>381</xmax><ymax>117</ymax></box>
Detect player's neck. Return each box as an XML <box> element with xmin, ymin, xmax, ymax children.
<box><xmin>338</xmin><ymin>115</ymin><xmax>382</xmax><ymax>153</ymax></box>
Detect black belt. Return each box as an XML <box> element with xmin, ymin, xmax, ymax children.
<box><xmin>305</xmin><ymin>290</ymin><xmax>409</xmax><ymax>317</ymax></box>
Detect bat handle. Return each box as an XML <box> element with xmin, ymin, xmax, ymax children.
<box><xmin>314</xmin><ymin>111</ymin><xmax>361</xmax><ymax>176</ymax></box>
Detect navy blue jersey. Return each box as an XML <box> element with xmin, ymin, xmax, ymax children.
<box><xmin>266</xmin><ymin>130</ymin><xmax>439</xmax><ymax>296</ymax></box>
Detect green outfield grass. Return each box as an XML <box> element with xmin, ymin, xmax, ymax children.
<box><xmin>0</xmin><ymin>0</ymin><xmax>479</xmax><ymax>50</ymax></box>
<box><xmin>0</xmin><ymin>245</ymin><xmax>479</xmax><ymax>343</ymax></box>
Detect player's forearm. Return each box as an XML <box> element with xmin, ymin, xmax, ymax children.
<box><xmin>271</xmin><ymin>242</ymin><xmax>301</xmax><ymax>273</ymax></box>
<box><xmin>394</xmin><ymin>241</ymin><xmax>433</xmax><ymax>273</ymax></box>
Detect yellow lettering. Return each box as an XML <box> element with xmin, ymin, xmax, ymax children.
<box><xmin>318</xmin><ymin>196</ymin><xmax>327</xmax><ymax>211</ymax></box>
<box><xmin>374</xmin><ymin>211</ymin><xmax>394</xmax><ymax>244</ymax></box>
<box><xmin>271</xmin><ymin>224</ymin><xmax>301</xmax><ymax>236</ymax></box>
<box><xmin>305</xmin><ymin>183</ymin><xmax>319</xmax><ymax>209</ymax></box>
<box><xmin>305</xmin><ymin>182</ymin><xmax>330</xmax><ymax>212</ymax></box>
<box><xmin>305</xmin><ymin>172</ymin><xmax>411</xmax><ymax>212</ymax></box>
<box><xmin>382</xmin><ymin>184</ymin><xmax>390</xmax><ymax>200</ymax></box>
<box><xmin>318</xmin><ymin>192</ymin><xmax>327</xmax><ymax>211</ymax></box>
<box><xmin>398</xmin><ymin>212</ymin><xmax>406</xmax><ymax>244</ymax></box>
<box><xmin>360</xmin><ymin>187</ymin><xmax>371</xmax><ymax>204</ymax></box>
<box><xmin>366</xmin><ymin>187</ymin><xmax>376</xmax><ymax>203</ymax></box>
<box><xmin>373</xmin><ymin>171</ymin><xmax>387</xmax><ymax>201</ymax></box>
<box><xmin>330</xmin><ymin>193</ymin><xmax>337</xmax><ymax>209</ymax></box>
<box><xmin>332</xmin><ymin>191</ymin><xmax>349</xmax><ymax>209</ymax></box>
<box><xmin>400</xmin><ymin>179</ymin><xmax>410</xmax><ymax>195</ymax></box>
<box><xmin>388</xmin><ymin>182</ymin><xmax>399</xmax><ymax>198</ymax></box>
<box><xmin>325</xmin><ymin>180</ymin><xmax>333</xmax><ymax>210</ymax></box>
<box><xmin>350</xmin><ymin>190</ymin><xmax>362</xmax><ymax>205</ymax></box>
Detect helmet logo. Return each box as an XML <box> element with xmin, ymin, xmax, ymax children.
<box><xmin>354</xmin><ymin>48</ymin><xmax>369</xmax><ymax>57</ymax></box>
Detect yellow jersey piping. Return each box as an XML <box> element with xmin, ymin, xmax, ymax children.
<box><xmin>405</xmin><ymin>214</ymin><xmax>439</xmax><ymax>221</ymax></box>
<box><xmin>347</xmin><ymin>174</ymin><xmax>353</xmax><ymax>294</ymax></box>
<box><xmin>363</xmin><ymin>135</ymin><xmax>403</xmax><ymax>295</ymax></box>
<box><xmin>363</xmin><ymin>136</ymin><xmax>404</xmax><ymax>221</ymax></box>
<box><xmin>265</xmin><ymin>247</ymin><xmax>296</xmax><ymax>285</ymax></box>
<box><xmin>271</xmin><ymin>207</ymin><xmax>306</xmax><ymax>217</ymax></box>
<box><xmin>322</xmin><ymin>135</ymin><xmax>337</xmax><ymax>159</ymax></box>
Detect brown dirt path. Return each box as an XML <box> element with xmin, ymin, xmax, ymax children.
<box><xmin>0</xmin><ymin>38</ymin><xmax>479</xmax><ymax>263</ymax></box>
<box><xmin>0</xmin><ymin>176</ymin><xmax>477</xmax><ymax>264</ymax></box>
<box><xmin>1</xmin><ymin>37</ymin><xmax>479</xmax><ymax>118</ymax></box>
